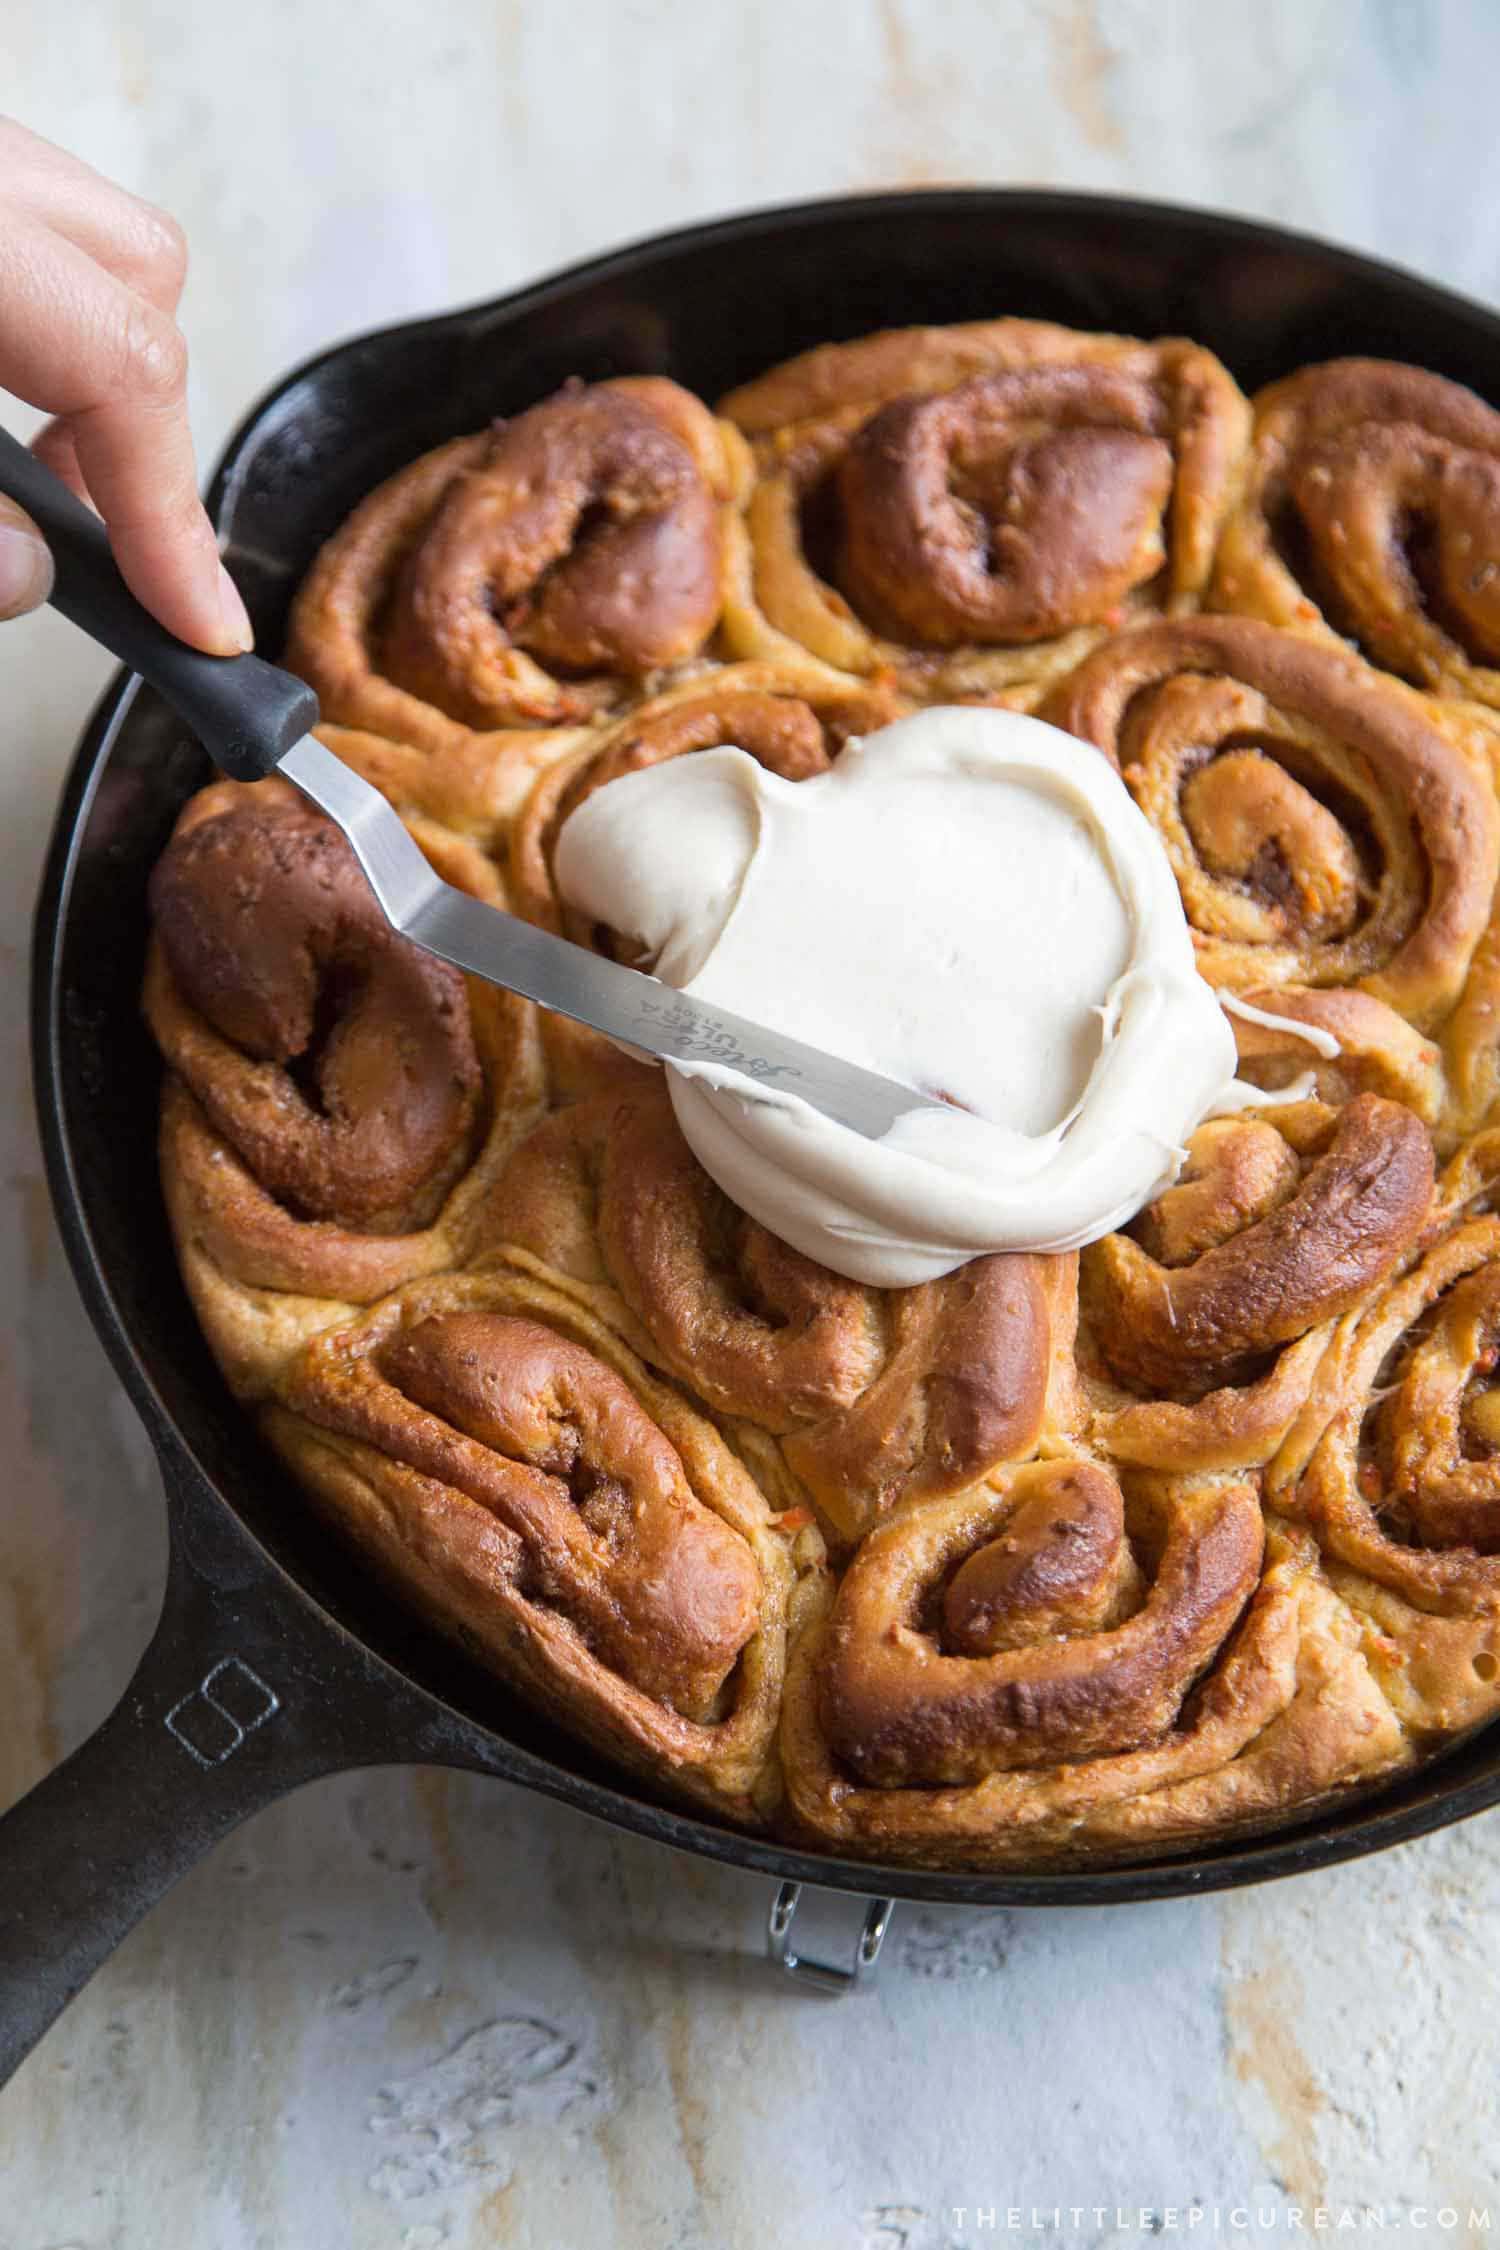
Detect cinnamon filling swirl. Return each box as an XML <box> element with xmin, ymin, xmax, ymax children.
<box><xmin>719</xmin><ymin>316</ymin><xmax>1250</xmax><ymax>698</ymax></box>
<box><xmin>367</xmin><ymin>1312</ymin><xmax>762</xmax><ymax>1718</ymax></box>
<box><xmin>492</xmin><ymin>1079</ymin><xmax>1052</xmax><ymax>1539</ymax></box>
<box><xmin>835</xmin><ymin>370</ymin><xmax>1175</xmax><ymax>646</ymax></box>
<box><xmin>1213</xmin><ymin>359</ymin><xmax>1500</xmax><ymax>707</ymax></box>
<box><xmin>148</xmin><ymin>792</ymin><xmax>482</xmax><ymax>1228</ymax></box>
<box><xmin>284</xmin><ymin>376</ymin><xmax>746</xmax><ymax>741</ymax></box>
<box><xmin>1043</xmin><ymin>615</ymin><xmax>1500</xmax><ymax>1028</ymax></box>
<box><xmin>380</xmin><ymin>385</ymin><xmax>722</xmax><ymax>707</ymax></box>
<box><xmin>816</xmin><ymin>1461</ymin><xmax>1263</xmax><ymax>1786</ymax></box>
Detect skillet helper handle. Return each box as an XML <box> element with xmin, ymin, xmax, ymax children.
<box><xmin>0</xmin><ymin>422</ymin><xmax>316</xmax><ymax>779</ymax></box>
<box><xmin>0</xmin><ymin>1447</ymin><xmax>512</xmax><ymax>2089</ymax></box>
<box><xmin>0</xmin><ymin>1477</ymin><xmax>349</xmax><ymax>2088</ymax></box>
<box><xmin>0</xmin><ymin>1648</ymin><xmax>299</xmax><ymax>2086</ymax></box>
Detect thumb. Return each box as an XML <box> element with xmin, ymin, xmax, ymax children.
<box><xmin>0</xmin><ymin>493</ymin><xmax>53</xmax><ymax>620</ymax></box>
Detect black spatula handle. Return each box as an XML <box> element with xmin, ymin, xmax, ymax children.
<box><xmin>0</xmin><ymin>422</ymin><xmax>317</xmax><ymax>778</ymax></box>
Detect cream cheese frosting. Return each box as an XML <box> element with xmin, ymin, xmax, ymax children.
<box><xmin>553</xmin><ymin>705</ymin><xmax>1280</xmax><ymax>1286</ymax></box>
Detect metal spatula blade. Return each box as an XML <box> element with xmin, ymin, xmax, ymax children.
<box><xmin>279</xmin><ymin>735</ymin><xmax>928</xmax><ymax>1138</ymax></box>
<box><xmin>1</xmin><ymin>423</ymin><xmax>937</xmax><ymax>1144</ymax></box>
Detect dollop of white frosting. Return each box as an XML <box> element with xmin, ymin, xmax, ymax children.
<box><xmin>553</xmin><ymin>705</ymin><xmax>1248</xmax><ymax>1287</ymax></box>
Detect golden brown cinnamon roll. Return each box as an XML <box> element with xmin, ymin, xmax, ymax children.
<box><xmin>780</xmin><ymin>1469</ymin><xmax>1408</xmax><ymax>1867</ymax></box>
<box><xmin>718</xmin><ymin>318</ymin><xmax>1250</xmax><ymax>702</ymax></box>
<box><xmin>284</xmin><ymin>378</ymin><xmax>752</xmax><ymax>745</ymax></box>
<box><xmin>482</xmin><ymin>1078</ymin><xmax>1054</xmax><ymax>1540</ymax></box>
<box><xmin>1266</xmin><ymin>1162</ymin><xmax>1500</xmax><ymax>1743</ymax></box>
<box><xmin>266</xmin><ymin>1264</ymin><xmax>819</xmax><ymax>1820</ymax></box>
<box><xmin>1042</xmin><ymin>618</ymin><xmax>1500</xmax><ymax>1094</ymax></box>
<box><xmin>1079</xmin><ymin>1096</ymin><xmax>1434</xmax><ymax>1473</ymax></box>
<box><xmin>822</xmin><ymin>1459</ymin><xmax>1258</xmax><ymax>1783</ymax></box>
<box><xmin>1212</xmin><ymin>359</ymin><xmax>1500</xmax><ymax>710</ymax></box>
<box><xmin>143</xmin><ymin>779</ymin><xmax>545</xmax><ymax>1394</ymax></box>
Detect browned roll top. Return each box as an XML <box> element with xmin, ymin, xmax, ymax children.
<box><xmin>381</xmin><ymin>384</ymin><xmax>721</xmax><ymax>713</ymax></box>
<box><xmin>779</xmin><ymin>1254</ymin><xmax>1051</xmax><ymax>1535</ymax></box>
<box><xmin>941</xmin><ymin>1459</ymin><xmax>1143</xmax><ymax>1654</ymax></box>
<box><xmin>1215</xmin><ymin>358</ymin><xmax>1500</xmax><ymax>699</ymax></box>
<box><xmin>595</xmin><ymin>1090</ymin><xmax>1050</xmax><ymax>1514</ymax></box>
<box><xmin>1085</xmin><ymin>1094</ymin><xmax>1434</xmax><ymax>1396</ymax></box>
<box><xmin>596</xmin><ymin>1090</ymin><xmax>883</xmax><ymax>1428</ymax></box>
<box><xmin>284</xmin><ymin>376</ymin><xmax>741</xmax><ymax>740</ymax></box>
<box><xmin>816</xmin><ymin>1460</ymin><xmax>1264</xmax><ymax>1786</ymax></box>
<box><xmin>1387</xmin><ymin>1261</ymin><xmax>1500</xmax><ymax>1555</ymax></box>
<box><xmin>309</xmin><ymin>1310</ymin><xmax>762</xmax><ymax>1720</ymax></box>
<box><xmin>148</xmin><ymin>794</ymin><xmax>482</xmax><ymax>1227</ymax></box>
<box><xmin>491</xmin><ymin>1080</ymin><xmax>1052</xmax><ymax>1536</ymax></box>
<box><xmin>835</xmin><ymin>367</ymin><xmax>1175</xmax><ymax>646</ymax></box>
<box><xmin>719</xmin><ymin>318</ymin><xmax>1249</xmax><ymax>696</ymax></box>
<box><xmin>1268</xmin><ymin>1203</ymin><xmax>1500</xmax><ymax>1654</ymax></box>
<box><xmin>1042</xmin><ymin>614</ymin><xmax>1499</xmax><ymax>1027</ymax></box>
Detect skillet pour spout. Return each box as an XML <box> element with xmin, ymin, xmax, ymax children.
<box><xmin>10</xmin><ymin>189</ymin><xmax>1500</xmax><ymax>2079</ymax></box>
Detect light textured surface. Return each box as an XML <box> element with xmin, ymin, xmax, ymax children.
<box><xmin>3</xmin><ymin>3</ymin><xmax>1500</xmax><ymax>2243</ymax></box>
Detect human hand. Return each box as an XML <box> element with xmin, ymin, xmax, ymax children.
<box><xmin>0</xmin><ymin>117</ymin><xmax>252</xmax><ymax>652</ymax></box>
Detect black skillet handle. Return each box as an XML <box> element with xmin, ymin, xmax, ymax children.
<box><xmin>0</xmin><ymin>424</ymin><xmax>315</xmax><ymax>780</ymax></box>
<box><xmin>0</xmin><ymin>1451</ymin><xmax>490</xmax><ymax>2090</ymax></box>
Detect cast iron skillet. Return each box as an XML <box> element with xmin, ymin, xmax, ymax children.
<box><xmin>6</xmin><ymin>189</ymin><xmax>1500</xmax><ymax>2078</ymax></box>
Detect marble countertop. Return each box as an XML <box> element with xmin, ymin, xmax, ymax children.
<box><xmin>3</xmin><ymin>3</ymin><xmax>1500</xmax><ymax>2243</ymax></box>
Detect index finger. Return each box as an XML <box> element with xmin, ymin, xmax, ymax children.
<box><xmin>0</xmin><ymin>212</ymin><xmax>251</xmax><ymax>653</ymax></box>
<box><xmin>0</xmin><ymin>117</ymin><xmax>189</xmax><ymax>313</ymax></box>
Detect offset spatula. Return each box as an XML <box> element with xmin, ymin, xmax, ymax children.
<box><xmin>0</xmin><ymin>425</ymin><xmax>937</xmax><ymax>1141</ymax></box>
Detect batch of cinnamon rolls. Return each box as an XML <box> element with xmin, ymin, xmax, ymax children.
<box><xmin>143</xmin><ymin>319</ymin><xmax>1500</xmax><ymax>1867</ymax></box>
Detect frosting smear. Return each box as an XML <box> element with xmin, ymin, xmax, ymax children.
<box><xmin>554</xmin><ymin>705</ymin><xmax>1250</xmax><ymax>1286</ymax></box>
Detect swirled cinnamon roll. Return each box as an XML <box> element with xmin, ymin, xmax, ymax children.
<box><xmin>1042</xmin><ymin>618</ymin><xmax>1500</xmax><ymax>1087</ymax></box>
<box><xmin>1265</xmin><ymin>1176</ymin><xmax>1500</xmax><ymax>1742</ymax></box>
<box><xmin>481</xmin><ymin>1078</ymin><xmax>1056</xmax><ymax>1540</ymax></box>
<box><xmin>1079</xmin><ymin>1095</ymin><xmax>1434</xmax><ymax>1473</ymax></box>
<box><xmin>780</xmin><ymin>1466</ymin><xmax>1409</xmax><ymax>1866</ymax></box>
<box><xmin>267</xmin><ymin>1264</ymin><xmax>820</xmax><ymax>1819</ymax></box>
<box><xmin>143</xmin><ymin>779</ymin><xmax>545</xmax><ymax>1394</ymax></box>
<box><xmin>718</xmin><ymin>318</ymin><xmax>1250</xmax><ymax>702</ymax></box>
<box><xmin>284</xmin><ymin>378</ymin><xmax>752</xmax><ymax>746</ymax></box>
<box><xmin>1212</xmin><ymin>359</ymin><xmax>1500</xmax><ymax>711</ymax></box>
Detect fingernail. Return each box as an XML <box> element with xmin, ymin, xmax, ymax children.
<box><xmin>0</xmin><ymin>510</ymin><xmax>54</xmax><ymax>621</ymax></box>
<box><xmin>217</xmin><ymin>562</ymin><xmax>254</xmax><ymax>653</ymax></box>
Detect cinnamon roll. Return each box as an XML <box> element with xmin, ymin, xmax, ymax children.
<box><xmin>266</xmin><ymin>1264</ymin><xmax>820</xmax><ymax>1819</ymax></box>
<box><xmin>719</xmin><ymin>318</ymin><xmax>1250</xmax><ymax>701</ymax></box>
<box><xmin>284</xmin><ymin>378</ymin><xmax>752</xmax><ymax>746</ymax></box>
<box><xmin>1265</xmin><ymin>1167</ymin><xmax>1500</xmax><ymax>1743</ymax></box>
<box><xmin>1212</xmin><ymin>359</ymin><xmax>1500</xmax><ymax>711</ymax></box>
<box><xmin>1079</xmin><ymin>1095</ymin><xmax>1434</xmax><ymax>1472</ymax></box>
<box><xmin>143</xmin><ymin>779</ymin><xmax>545</xmax><ymax>1395</ymax></box>
<box><xmin>780</xmin><ymin>1470</ymin><xmax>1408</xmax><ymax>1866</ymax></box>
<box><xmin>1042</xmin><ymin>618</ymin><xmax>1500</xmax><ymax>1106</ymax></box>
<box><xmin>483</xmin><ymin>1078</ymin><xmax>1055</xmax><ymax>1540</ymax></box>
